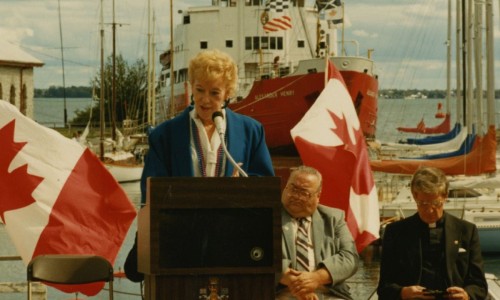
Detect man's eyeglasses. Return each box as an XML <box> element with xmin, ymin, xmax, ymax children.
<box><xmin>416</xmin><ymin>200</ymin><xmax>445</xmax><ymax>208</ymax></box>
<box><xmin>285</xmin><ymin>185</ymin><xmax>316</xmax><ymax>200</ymax></box>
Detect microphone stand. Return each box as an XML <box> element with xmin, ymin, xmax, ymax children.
<box><xmin>212</xmin><ymin>111</ymin><xmax>248</xmax><ymax>177</ymax></box>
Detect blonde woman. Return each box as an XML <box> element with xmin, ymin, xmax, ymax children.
<box><xmin>125</xmin><ymin>49</ymin><xmax>274</xmax><ymax>282</ymax></box>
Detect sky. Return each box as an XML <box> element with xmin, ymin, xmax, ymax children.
<box><xmin>2</xmin><ymin>0</ymin><xmax>500</xmax><ymax>90</ymax></box>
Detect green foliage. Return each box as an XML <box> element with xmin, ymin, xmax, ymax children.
<box><xmin>70</xmin><ymin>54</ymin><xmax>148</xmax><ymax>127</ymax></box>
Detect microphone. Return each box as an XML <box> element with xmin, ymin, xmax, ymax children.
<box><xmin>212</xmin><ymin>111</ymin><xmax>225</xmax><ymax>135</ymax></box>
<box><xmin>211</xmin><ymin>111</ymin><xmax>248</xmax><ymax>177</ymax></box>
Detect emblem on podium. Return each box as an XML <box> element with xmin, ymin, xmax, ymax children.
<box><xmin>198</xmin><ymin>277</ymin><xmax>229</xmax><ymax>299</ymax></box>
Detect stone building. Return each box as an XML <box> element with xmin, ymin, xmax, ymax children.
<box><xmin>0</xmin><ymin>40</ymin><xmax>44</xmax><ymax>119</ymax></box>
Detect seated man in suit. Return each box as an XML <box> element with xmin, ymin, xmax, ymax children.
<box><xmin>276</xmin><ymin>166</ymin><xmax>359</xmax><ymax>300</ymax></box>
<box><xmin>377</xmin><ymin>166</ymin><xmax>487</xmax><ymax>300</ymax></box>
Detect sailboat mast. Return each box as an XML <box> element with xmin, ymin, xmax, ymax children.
<box><xmin>446</xmin><ymin>0</ymin><xmax>451</xmax><ymax>115</ymax></box>
<box><xmin>147</xmin><ymin>0</ymin><xmax>152</xmax><ymax>126</ymax></box>
<box><xmin>465</xmin><ymin>0</ymin><xmax>473</xmax><ymax>131</ymax></box>
<box><xmin>57</xmin><ymin>0</ymin><xmax>68</xmax><ymax>128</ymax></box>
<box><xmin>100</xmin><ymin>0</ymin><xmax>105</xmax><ymax>161</ymax></box>
<box><xmin>485</xmin><ymin>0</ymin><xmax>495</xmax><ymax>127</ymax></box>
<box><xmin>152</xmin><ymin>12</ymin><xmax>157</xmax><ymax>126</ymax></box>
<box><xmin>169</xmin><ymin>0</ymin><xmax>175</xmax><ymax>118</ymax></box>
<box><xmin>456</xmin><ymin>0</ymin><xmax>463</xmax><ymax>125</ymax></box>
<box><xmin>474</xmin><ymin>0</ymin><xmax>483</xmax><ymax>135</ymax></box>
<box><xmin>461</xmin><ymin>0</ymin><xmax>467</xmax><ymax>126</ymax></box>
<box><xmin>111</xmin><ymin>0</ymin><xmax>117</xmax><ymax>142</ymax></box>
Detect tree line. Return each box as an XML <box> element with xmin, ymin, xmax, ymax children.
<box><xmin>380</xmin><ymin>89</ymin><xmax>500</xmax><ymax>99</ymax></box>
<box><xmin>35</xmin><ymin>86</ymin><xmax>92</xmax><ymax>98</ymax></box>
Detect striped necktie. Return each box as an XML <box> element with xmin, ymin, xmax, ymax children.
<box><xmin>296</xmin><ymin>218</ymin><xmax>310</xmax><ymax>271</ymax></box>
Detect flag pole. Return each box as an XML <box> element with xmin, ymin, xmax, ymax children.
<box><xmin>324</xmin><ymin>47</ymin><xmax>329</xmax><ymax>87</ymax></box>
<box><xmin>324</xmin><ymin>41</ymin><xmax>331</xmax><ymax>87</ymax></box>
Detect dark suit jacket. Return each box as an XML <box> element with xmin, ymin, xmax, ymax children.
<box><xmin>278</xmin><ymin>205</ymin><xmax>359</xmax><ymax>299</ymax></box>
<box><xmin>139</xmin><ymin>106</ymin><xmax>275</xmax><ymax>203</ymax></box>
<box><xmin>377</xmin><ymin>212</ymin><xmax>487</xmax><ymax>300</ymax></box>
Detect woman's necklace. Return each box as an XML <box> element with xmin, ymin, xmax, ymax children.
<box><xmin>191</xmin><ymin>119</ymin><xmax>225</xmax><ymax>177</ymax></box>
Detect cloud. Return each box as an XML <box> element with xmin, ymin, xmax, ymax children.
<box><xmin>352</xmin><ymin>30</ymin><xmax>378</xmax><ymax>39</ymax></box>
<box><xmin>3</xmin><ymin>0</ymin><xmax>162</xmax><ymax>88</ymax></box>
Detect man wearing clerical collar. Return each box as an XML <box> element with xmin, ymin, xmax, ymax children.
<box><xmin>377</xmin><ymin>166</ymin><xmax>487</xmax><ymax>300</ymax></box>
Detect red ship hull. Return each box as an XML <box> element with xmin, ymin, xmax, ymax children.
<box><xmin>229</xmin><ymin>63</ymin><xmax>379</xmax><ymax>152</ymax></box>
<box><xmin>341</xmin><ymin>70</ymin><xmax>379</xmax><ymax>139</ymax></box>
<box><xmin>229</xmin><ymin>72</ymin><xmax>325</xmax><ymax>151</ymax></box>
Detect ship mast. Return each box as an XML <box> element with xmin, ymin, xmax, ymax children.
<box><xmin>147</xmin><ymin>0</ymin><xmax>156</xmax><ymax>126</ymax></box>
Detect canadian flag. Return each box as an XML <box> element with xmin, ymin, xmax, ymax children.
<box><xmin>291</xmin><ymin>62</ymin><xmax>380</xmax><ymax>252</ymax></box>
<box><xmin>0</xmin><ymin>101</ymin><xmax>137</xmax><ymax>295</ymax></box>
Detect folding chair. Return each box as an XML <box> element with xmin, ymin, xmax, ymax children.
<box><xmin>27</xmin><ymin>254</ymin><xmax>114</xmax><ymax>300</ymax></box>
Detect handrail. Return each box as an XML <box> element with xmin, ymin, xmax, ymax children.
<box><xmin>0</xmin><ymin>256</ymin><xmax>22</xmax><ymax>261</ymax></box>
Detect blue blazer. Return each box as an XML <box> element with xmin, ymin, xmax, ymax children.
<box><xmin>140</xmin><ymin>106</ymin><xmax>275</xmax><ymax>203</ymax></box>
<box><xmin>278</xmin><ymin>205</ymin><xmax>359</xmax><ymax>299</ymax></box>
<box><xmin>377</xmin><ymin>212</ymin><xmax>487</xmax><ymax>300</ymax></box>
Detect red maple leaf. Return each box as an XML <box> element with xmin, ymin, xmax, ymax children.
<box><xmin>328</xmin><ymin>109</ymin><xmax>356</xmax><ymax>150</ymax></box>
<box><xmin>0</xmin><ymin>120</ymin><xmax>44</xmax><ymax>223</ymax></box>
<box><xmin>328</xmin><ymin>109</ymin><xmax>374</xmax><ymax>195</ymax></box>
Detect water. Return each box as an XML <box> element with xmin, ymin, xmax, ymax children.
<box><xmin>376</xmin><ymin>98</ymin><xmax>500</xmax><ymax>143</ymax></box>
<box><xmin>1</xmin><ymin>97</ymin><xmax>499</xmax><ymax>299</ymax></box>
<box><xmin>33</xmin><ymin>98</ymin><xmax>93</xmax><ymax>128</ymax></box>
<box><xmin>32</xmin><ymin>97</ymin><xmax>500</xmax><ymax>140</ymax></box>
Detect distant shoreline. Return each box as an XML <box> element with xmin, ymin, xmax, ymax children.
<box><xmin>34</xmin><ymin>86</ymin><xmax>92</xmax><ymax>98</ymax></box>
<box><xmin>34</xmin><ymin>86</ymin><xmax>500</xmax><ymax>100</ymax></box>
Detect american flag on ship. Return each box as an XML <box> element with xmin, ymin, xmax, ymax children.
<box><xmin>262</xmin><ymin>0</ymin><xmax>292</xmax><ymax>33</ymax></box>
<box><xmin>318</xmin><ymin>0</ymin><xmax>343</xmax><ymax>25</ymax></box>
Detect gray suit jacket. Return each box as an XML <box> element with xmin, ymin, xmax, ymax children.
<box><xmin>278</xmin><ymin>205</ymin><xmax>359</xmax><ymax>299</ymax></box>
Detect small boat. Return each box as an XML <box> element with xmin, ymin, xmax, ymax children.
<box><xmin>155</xmin><ymin>0</ymin><xmax>378</xmax><ymax>153</ymax></box>
<box><xmin>103</xmin><ymin>150</ymin><xmax>144</xmax><ymax>183</ymax></box>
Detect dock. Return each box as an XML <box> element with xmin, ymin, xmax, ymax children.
<box><xmin>0</xmin><ymin>255</ymin><xmax>46</xmax><ymax>299</ymax></box>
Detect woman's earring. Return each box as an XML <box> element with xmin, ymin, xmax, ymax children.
<box><xmin>190</xmin><ymin>94</ymin><xmax>194</xmax><ymax>105</ymax></box>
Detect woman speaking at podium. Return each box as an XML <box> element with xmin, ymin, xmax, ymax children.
<box><xmin>124</xmin><ymin>49</ymin><xmax>275</xmax><ymax>282</ymax></box>
<box><xmin>140</xmin><ymin>48</ymin><xmax>275</xmax><ymax>204</ymax></box>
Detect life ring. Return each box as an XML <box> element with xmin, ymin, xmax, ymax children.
<box><xmin>260</xmin><ymin>11</ymin><xmax>269</xmax><ymax>25</ymax></box>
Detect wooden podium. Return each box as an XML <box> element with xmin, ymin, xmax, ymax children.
<box><xmin>138</xmin><ymin>176</ymin><xmax>282</xmax><ymax>299</ymax></box>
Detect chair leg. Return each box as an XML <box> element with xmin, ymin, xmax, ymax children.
<box><xmin>27</xmin><ymin>282</ymin><xmax>31</xmax><ymax>300</ymax></box>
<box><xmin>109</xmin><ymin>281</ymin><xmax>114</xmax><ymax>300</ymax></box>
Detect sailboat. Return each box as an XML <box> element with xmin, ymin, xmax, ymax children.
<box><xmin>94</xmin><ymin>0</ymin><xmax>144</xmax><ymax>183</ymax></box>
<box><xmin>374</xmin><ymin>0</ymin><xmax>499</xmax><ymax>252</ymax></box>
<box><xmin>371</xmin><ymin>0</ymin><xmax>497</xmax><ymax>172</ymax></box>
<box><xmin>155</xmin><ymin>0</ymin><xmax>378</xmax><ymax>153</ymax></box>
